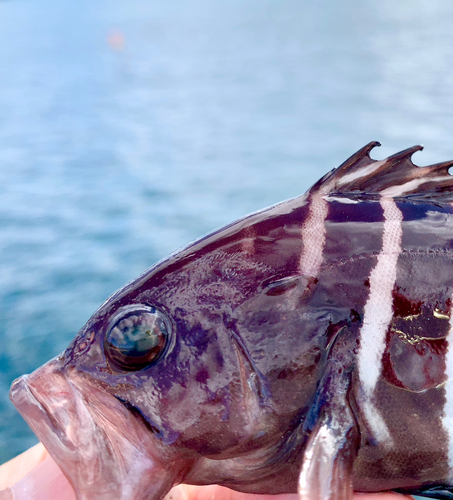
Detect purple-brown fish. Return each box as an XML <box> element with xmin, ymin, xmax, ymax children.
<box><xmin>10</xmin><ymin>142</ymin><xmax>453</xmax><ymax>500</ymax></box>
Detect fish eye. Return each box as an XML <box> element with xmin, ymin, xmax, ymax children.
<box><xmin>105</xmin><ymin>305</ymin><xmax>170</xmax><ymax>371</ymax></box>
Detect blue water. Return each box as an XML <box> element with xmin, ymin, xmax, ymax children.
<box><xmin>2</xmin><ymin>0</ymin><xmax>453</xmax><ymax>462</ymax></box>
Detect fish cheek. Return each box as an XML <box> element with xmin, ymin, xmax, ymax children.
<box><xmin>165</xmin><ymin>342</ymin><xmax>245</xmax><ymax>452</ymax></box>
<box><xmin>108</xmin><ymin>334</ymin><xmax>229</xmax><ymax>452</ymax></box>
<box><xmin>155</xmin><ymin>320</ymin><xmax>269</xmax><ymax>456</ymax></box>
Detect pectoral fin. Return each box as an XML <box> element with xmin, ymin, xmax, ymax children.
<box><xmin>298</xmin><ymin>409</ymin><xmax>356</xmax><ymax>500</ymax></box>
<box><xmin>298</xmin><ymin>333</ymin><xmax>359</xmax><ymax>500</ymax></box>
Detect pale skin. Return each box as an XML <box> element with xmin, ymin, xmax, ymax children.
<box><xmin>0</xmin><ymin>443</ymin><xmax>413</xmax><ymax>500</ymax></box>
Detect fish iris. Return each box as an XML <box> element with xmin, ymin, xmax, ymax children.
<box><xmin>105</xmin><ymin>305</ymin><xmax>169</xmax><ymax>370</ymax></box>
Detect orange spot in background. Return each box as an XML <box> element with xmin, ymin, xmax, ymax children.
<box><xmin>107</xmin><ymin>30</ymin><xmax>125</xmax><ymax>51</ymax></box>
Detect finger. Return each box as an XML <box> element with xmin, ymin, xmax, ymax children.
<box><xmin>0</xmin><ymin>443</ymin><xmax>48</xmax><ymax>490</ymax></box>
<box><xmin>165</xmin><ymin>484</ymin><xmax>414</xmax><ymax>500</ymax></box>
<box><xmin>166</xmin><ymin>484</ymin><xmax>298</xmax><ymax>500</ymax></box>
<box><xmin>354</xmin><ymin>494</ymin><xmax>414</xmax><ymax>500</ymax></box>
<box><xmin>0</xmin><ymin>453</ymin><xmax>75</xmax><ymax>500</ymax></box>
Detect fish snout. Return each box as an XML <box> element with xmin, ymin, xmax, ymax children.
<box><xmin>10</xmin><ymin>357</ymin><xmax>75</xmax><ymax>449</ymax></box>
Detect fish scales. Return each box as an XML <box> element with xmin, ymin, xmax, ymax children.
<box><xmin>8</xmin><ymin>142</ymin><xmax>453</xmax><ymax>500</ymax></box>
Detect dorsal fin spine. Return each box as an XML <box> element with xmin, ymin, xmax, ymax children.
<box><xmin>335</xmin><ymin>141</ymin><xmax>381</xmax><ymax>176</ymax></box>
<box><xmin>426</xmin><ymin>160</ymin><xmax>453</xmax><ymax>176</ymax></box>
<box><xmin>310</xmin><ymin>142</ymin><xmax>381</xmax><ymax>193</ymax></box>
<box><xmin>386</xmin><ymin>145</ymin><xmax>424</xmax><ymax>165</ymax></box>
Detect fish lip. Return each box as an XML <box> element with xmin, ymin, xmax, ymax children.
<box><xmin>10</xmin><ymin>374</ymin><xmax>76</xmax><ymax>452</ymax></box>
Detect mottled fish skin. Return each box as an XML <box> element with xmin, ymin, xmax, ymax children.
<box><xmin>10</xmin><ymin>142</ymin><xmax>453</xmax><ymax>500</ymax></box>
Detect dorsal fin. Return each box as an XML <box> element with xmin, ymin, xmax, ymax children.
<box><xmin>310</xmin><ymin>142</ymin><xmax>453</xmax><ymax>202</ymax></box>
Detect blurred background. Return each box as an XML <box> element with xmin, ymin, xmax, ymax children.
<box><xmin>1</xmin><ymin>0</ymin><xmax>453</xmax><ymax>462</ymax></box>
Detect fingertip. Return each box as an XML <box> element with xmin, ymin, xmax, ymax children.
<box><xmin>0</xmin><ymin>442</ymin><xmax>48</xmax><ymax>490</ymax></box>
<box><xmin>173</xmin><ymin>485</ymin><xmax>298</xmax><ymax>500</ymax></box>
<box><xmin>354</xmin><ymin>493</ymin><xmax>415</xmax><ymax>500</ymax></box>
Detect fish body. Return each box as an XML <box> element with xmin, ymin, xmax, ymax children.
<box><xmin>10</xmin><ymin>142</ymin><xmax>453</xmax><ymax>500</ymax></box>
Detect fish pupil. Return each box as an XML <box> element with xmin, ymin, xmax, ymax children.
<box><xmin>105</xmin><ymin>305</ymin><xmax>170</xmax><ymax>371</ymax></box>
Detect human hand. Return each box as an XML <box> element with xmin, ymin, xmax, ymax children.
<box><xmin>0</xmin><ymin>443</ymin><xmax>413</xmax><ymax>500</ymax></box>
<box><xmin>0</xmin><ymin>443</ymin><xmax>74</xmax><ymax>500</ymax></box>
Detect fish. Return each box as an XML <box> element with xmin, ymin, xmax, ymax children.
<box><xmin>9</xmin><ymin>141</ymin><xmax>453</xmax><ymax>500</ymax></box>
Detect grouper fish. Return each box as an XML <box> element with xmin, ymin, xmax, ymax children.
<box><xmin>8</xmin><ymin>142</ymin><xmax>453</xmax><ymax>500</ymax></box>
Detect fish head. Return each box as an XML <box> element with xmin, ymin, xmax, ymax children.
<box><xmin>9</xmin><ymin>224</ymin><xmax>299</xmax><ymax>500</ymax></box>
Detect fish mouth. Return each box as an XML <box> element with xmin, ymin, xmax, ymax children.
<box><xmin>11</xmin><ymin>372</ymin><xmax>78</xmax><ymax>453</ymax></box>
<box><xmin>10</xmin><ymin>358</ymin><xmax>178</xmax><ymax>500</ymax></box>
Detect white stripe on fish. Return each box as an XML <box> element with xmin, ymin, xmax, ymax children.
<box><xmin>299</xmin><ymin>191</ymin><xmax>329</xmax><ymax>277</ymax></box>
<box><xmin>357</xmin><ymin>196</ymin><xmax>403</xmax><ymax>444</ymax></box>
